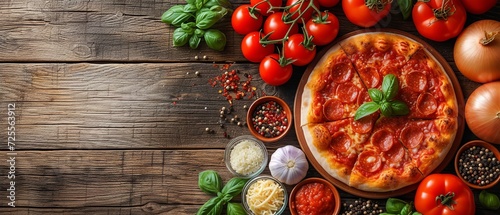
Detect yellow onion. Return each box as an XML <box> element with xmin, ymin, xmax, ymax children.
<box><xmin>465</xmin><ymin>82</ymin><xmax>500</xmax><ymax>144</ymax></box>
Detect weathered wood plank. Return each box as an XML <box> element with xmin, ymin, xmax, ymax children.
<box><xmin>0</xmin><ymin>0</ymin><xmax>498</xmax><ymax>62</ymax></box>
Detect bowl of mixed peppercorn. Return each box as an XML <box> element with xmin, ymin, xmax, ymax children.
<box><xmin>455</xmin><ymin>140</ymin><xmax>500</xmax><ymax>189</ymax></box>
<box><xmin>247</xmin><ymin>96</ymin><xmax>292</xmax><ymax>143</ymax></box>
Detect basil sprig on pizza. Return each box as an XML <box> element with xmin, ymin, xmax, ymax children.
<box><xmin>354</xmin><ymin>74</ymin><xmax>409</xmax><ymax>120</ymax></box>
<box><xmin>299</xmin><ymin>32</ymin><xmax>459</xmax><ymax>192</ymax></box>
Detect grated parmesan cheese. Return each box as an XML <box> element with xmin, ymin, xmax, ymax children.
<box><xmin>246</xmin><ymin>178</ymin><xmax>285</xmax><ymax>215</ymax></box>
<box><xmin>230</xmin><ymin>140</ymin><xmax>264</xmax><ymax>176</ymax></box>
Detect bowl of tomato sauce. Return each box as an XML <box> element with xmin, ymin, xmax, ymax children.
<box><xmin>289</xmin><ymin>177</ymin><xmax>341</xmax><ymax>215</ymax></box>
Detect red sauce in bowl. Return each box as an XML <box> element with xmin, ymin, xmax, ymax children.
<box><xmin>294</xmin><ymin>182</ymin><xmax>335</xmax><ymax>215</ymax></box>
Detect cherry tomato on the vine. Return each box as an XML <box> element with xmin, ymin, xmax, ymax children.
<box><xmin>412</xmin><ymin>0</ymin><xmax>466</xmax><ymax>41</ymax></box>
<box><xmin>259</xmin><ymin>54</ymin><xmax>293</xmax><ymax>86</ymax></box>
<box><xmin>263</xmin><ymin>12</ymin><xmax>299</xmax><ymax>41</ymax></box>
<box><xmin>317</xmin><ymin>0</ymin><xmax>340</xmax><ymax>8</ymax></box>
<box><xmin>305</xmin><ymin>11</ymin><xmax>339</xmax><ymax>46</ymax></box>
<box><xmin>415</xmin><ymin>174</ymin><xmax>475</xmax><ymax>215</ymax></box>
<box><xmin>286</xmin><ymin>0</ymin><xmax>320</xmax><ymax>23</ymax></box>
<box><xmin>460</xmin><ymin>0</ymin><xmax>497</xmax><ymax>14</ymax></box>
<box><xmin>250</xmin><ymin>0</ymin><xmax>282</xmax><ymax>16</ymax></box>
<box><xmin>241</xmin><ymin>32</ymin><xmax>275</xmax><ymax>63</ymax></box>
<box><xmin>342</xmin><ymin>0</ymin><xmax>391</xmax><ymax>27</ymax></box>
<box><xmin>231</xmin><ymin>4</ymin><xmax>263</xmax><ymax>35</ymax></box>
<box><xmin>284</xmin><ymin>34</ymin><xmax>316</xmax><ymax>66</ymax></box>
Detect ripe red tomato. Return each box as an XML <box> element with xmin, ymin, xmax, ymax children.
<box><xmin>317</xmin><ymin>0</ymin><xmax>340</xmax><ymax>8</ymax></box>
<box><xmin>231</xmin><ymin>5</ymin><xmax>263</xmax><ymax>35</ymax></box>
<box><xmin>263</xmin><ymin>12</ymin><xmax>299</xmax><ymax>40</ymax></box>
<box><xmin>342</xmin><ymin>0</ymin><xmax>391</xmax><ymax>27</ymax></box>
<box><xmin>284</xmin><ymin>34</ymin><xmax>316</xmax><ymax>66</ymax></box>
<box><xmin>286</xmin><ymin>0</ymin><xmax>320</xmax><ymax>23</ymax></box>
<box><xmin>415</xmin><ymin>174</ymin><xmax>475</xmax><ymax>215</ymax></box>
<box><xmin>259</xmin><ymin>54</ymin><xmax>293</xmax><ymax>86</ymax></box>
<box><xmin>305</xmin><ymin>12</ymin><xmax>339</xmax><ymax>46</ymax></box>
<box><xmin>250</xmin><ymin>0</ymin><xmax>282</xmax><ymax>16</ymax></box>
<box><xmin>241</xmin><ymin>32</ymin><xmax>275</xmax><ymax>63</ymax></box>
<box><xmin>460</xmin><ymin>0</ymin><xmax>497</xmax><ymax>14</ymax></box>
<box><xmin>412</xmin><ymin>0</ymin><xmax>467</xmax><ymax>41</ymax></box>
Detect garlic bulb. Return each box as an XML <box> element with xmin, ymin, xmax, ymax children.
<box><xmin>269</xmin><ymin>145</ymin><xmax>309</xmax><ymax>185</ymax></box>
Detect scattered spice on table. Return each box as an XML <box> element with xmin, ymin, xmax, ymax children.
<box><xmin>251</xmin><ymin>101</ymin><xmax>288</xmax><ymax>138</ymax></box>
<box><xmin>209</xmin><ymin>63</ymin><xmax>257</xmax><ymax>104</ymax></box>
<box><xmin>458</xmin><ymin>145</ymin><xmax>500</xmax><ymax>186</ymax></box>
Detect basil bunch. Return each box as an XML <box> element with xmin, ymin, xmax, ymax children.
<box><xmin>196</xmin><ymin>170</ymin><xmax>248</xmax><ymax>215</ymax></box>
<box><xmin>479</xmin><ymin>190</ymin><xmax>500</xmax><ymax>210</ymax></box>
<box><xmin>161</xmin><ymin>0</ymin><xmax>231</xmax><ymax>51</ymax></box>
<box><xmin>381</xmin><ymin>198</ymin><xmax>422</xmax><ymax>215</ymax></box>
<box><xmin>354</xmin><ymin>74</ymin><xmax>409</xmax><ymax>120</ymax></box>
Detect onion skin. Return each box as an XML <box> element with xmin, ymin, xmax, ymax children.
<box><xmin>465</xmin><ymin>82</ymin><xmax>500</xmax><ymax>144</ymax></box>
<box><xmin>454</xmin><ymin>20</ymin><xmax>500</xmax><ymax>83</ymax></box>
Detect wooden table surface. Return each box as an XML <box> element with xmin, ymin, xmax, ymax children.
<box><xmin>0</xmin><ymin>0</ymin><xmax>499</xmax><ymax>214</ymax></box>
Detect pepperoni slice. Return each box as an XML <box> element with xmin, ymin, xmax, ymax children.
<box><xmin>416</xmin><ymin>93</ymin><xmax>437</xmax><ymax>116</ymax></box>
<box><xmin>406</xmin><ymin>71</ymin><xmax>427</xmax><ymax>93</ymax></box>
<box><xmin>312</xmin><ymin>125</ymin><xmax>332</xmax><ymax>150</ymax></box>
<box><xmin>331</xmin><ymin>63</ymin><xmax>353</xmax><ymax>83</ymax></box>
<box><xmin>331</xmin><ymin>131</ymin><xmax>352</xmax><ymax>153</ymax></box>
<box><xmin>357</xmin><ymin>90</ymin><xmax>371</xmax><ymax>106</ymax></box>
<box><xmin>358</xmin><ymin>67</ymin><xmax>380</xmax><ymax>88</ymax></box>
<box><xmin>336</xmin><ymin>82</ymin><xmax>359</xmax><ymax>104</ymax></box>
<box><xmin>357</xmin><ymin>151</ymin><xmax>383</xmax><ymax>173</ymax></box>
<box><xmin>400</xmin><ymin>124</ymin><xmax>424</xmax><ymax>149</ymax></box>
<box><xmin>386</xmin><ymin>144</ymin><xmax>405</xmax><ymax>163</ymax></box>
<box><xmin>371</xmin><ymin>129</ymin><xmax>395</xmax><ymax>152</ymax></box>
<box><xmin>323</xmin><ymin>99</ymin><xmax>344</xmax><ymax>121</ymax></box>
<box><xmin>352</xmin><ymin>115</ymin><xmax>374</xmax><ymax>134</ymax></box>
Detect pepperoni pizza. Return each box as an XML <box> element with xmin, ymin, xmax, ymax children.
<box><xmin>298</xmin><ymin>32</ymin><xmax>458</xmax><ymax>192</ymax></box>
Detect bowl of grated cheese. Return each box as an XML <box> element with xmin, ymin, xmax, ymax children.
<box><xmin>224</xmin><ymin>135</ymin><xmax>268</xmax><ymax>179</ymax></box>
<box><xmin>242</xmin><ymin>175</ymin><xmax>288</xmax><ymax>215</ymax></box>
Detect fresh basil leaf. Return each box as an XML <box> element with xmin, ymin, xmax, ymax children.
<box><xmin>195</xmin><ymin>28</ymin><xmax>205</xmax><ymax>37</ymax></box>
<box><xmin>173</xmin><ymin>27</ymin><xmax>190</xmax><ymax>47</ymax></box>
<box><xmin>397</xmin><ymin>0</ymin><xmax>413</xmax><ymax>20</ymax></box>
<box><xmin>380</xmin><ymin>101</ymin><xmax>393</xmax><ymax>117</ymax></box>
<box><xmin>196</xmin><ymin>10</ymin><xmax>224</xmax><ymax>29</ymax></box>
<box><xmin>221</xmin><ymin>177</ymin><xmax>248</xmax><ymax>197</ymax></box>
<box><xmin>479</xmin><ymin>190</ymin><xmax>500</xmax><ymax>210</ymax></box>
<box><xmin>204</xmin><ymin>0</ymin><xmax>232</xmax><ymax>9</ymax></box>
<box><xmin>368</xmin><ymin>88</ymin><xmax>384</xmax><ymax>103</ymax></box>
<box><xmin>161</xmin><ymin>5</ymin><xmax>194</xmax><ymax>27</ymax></box>
<box><xmin>198</xmin><ymin>170</ymin><xmax>223</xmax><ymax>195</ymax></box>
<box><xmin>391</xmin><ymin>100</ymin><xmax>410</xmax><ymax>116</ymax></box>
<box><xmin>386</xmin><ymin>198</ymin><xmax>408</xmax><ymax>214</ymax></box>
<box><xmin>195</xmin><ymin>0</ymin><xmax>209</xmax><ymax>10</ymax></box>
<box><xmin>196</xmin><ymin>196</ymin><xmax>224</xmax><ymax>215</ymax></box>
<box><xmin>189</xmin><ymin>34</ymin><xmax>202</xmax><ymax>49</ymax></box>
<box><xmin>354</xmin><ymin>102</ymin><xmax>380</xmax><ymax>120</ymax></box>
<box><xmin>184</xmin><ymin>3</ymin><xmax>198</xmax><ymax>13</ymax></box>
<box><xmin>382</xmin><ymin>74</ymin><xmax>399</xmax><ymax>101</ymax></box>
<box><xmin>400</xmin><ymin>204</ymin><xmax>412</xmax><ymax>215</ymax></box>
<box><xmin>204</xmin><ymin>29</ymin><xmax>226</xmax><ymax>51</ymax></box>
<box><xmin>186</xmin><ymin>0</ymin><xmax>196</xmax><ymax>5</ymax></box>
<box><xmin>227</xmin><ymin>202</ymin><xmax>246</xmax><ymax>215</ymax></box>
<box><xmin>411</xmin><ymin>212</ymin><xmax>422</xmax><ymax>215</ymax></box>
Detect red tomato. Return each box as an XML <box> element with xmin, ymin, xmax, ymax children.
<box><xmin>317</xmin><ymin>0</ymin><xmax>340</xmax><ymax>8</ymax></box>
<box><xmin>263</xmin><ymin>12</ymin><xmax>299</xmax><ymax>40</ymax></box>
<box><xmin>286</xmin><ymin>0</ymin><xmax>320</xmax><ymax>23</ymax></box>
<box><xmin>412</xmin><ymin>0</ymin><xmax>467</xmax><ymax>41</ymax></box>
<box><xmin>259</xmin><ymin>54</ymin><xmax>293</xmax><ymax>86</ymax></box>
<box><xmin>415</xmin><ymin>174</ymin><xmax>475</xmax><ymax>215</ymax></box>
<box><xmin>305</xmin><ymin>12</ymin><xmax>339</xmax><ymax>46</ymax></box>
<box><xmin>250</xmin><ymin>0</ymin><xmax>282</xmax><ymax>16</ymax></box>
<box><xmin>231</xmin><ymin>5</ymin><xmax>263</xmax><ymax>35</ymax></box>
<box><xmin>284</xmin><ymin>34</ymin><xmax>316</xmax><ymax>66</ymax></box>
<box><xmin>342</xmin><ymin>0</ymin><xmax>391</xmax><ymax>27</ymax></box>
<box><xmin>241</xmin><ymin>32</ymin><xmax>275</xmax><ymax>63</ymax></box>
<box><xmin>460</xmin><ymin>0</ymin><xmax>497</xmax><ymax>14</ymax></box>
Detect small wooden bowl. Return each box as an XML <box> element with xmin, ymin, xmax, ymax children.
<box><xmin>289</xmin><ymin>177</ymin><xmax>341</xmax><ymax>215</ymax></box>
<box><xmin>454</xmin><ymin>140</ymin><xmax>500</xmax><ymax>189</ymax></box>
<box><xmin>247</xmin><ymin>96</ymin><xmax>292</xmax><ymax>143</ymax></box>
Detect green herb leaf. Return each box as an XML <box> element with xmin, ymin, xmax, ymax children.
<box><xmin>161</xmin><ymin>5</ymin><xmax>194</xmax><ymax>27</ymax></box>
<box><xmin>397</xmin><ymin>0</ymin><xmax>413</xmax><ymax>20</ymax></box>
<box><xmin>204</xmin><ymin>29</ymin><xmax>226</xmax><ymax>51</ymax></box>
<box><xmin>391</xmin><ymin>100</ymin><xmax>410</xmax><ymax>116</ymax></box>
<box><xmin>189</xmin><ymin>34</ymin><xmax>202</xmax><ymax>49</ymax></box>
<box><xmin>195</xmin><ymin>0</ymin><xmax>209</xmax><ymax>10</ymax></box>
<box><xmin>227</xmin><ymin>202</ymin><xmax>246</xmax><ymax>215</ymax></box>
<box><xmin>382</xmin><ymin>74</ymin><xmax>399</xmax><ymax>101</ymax></box>
<box><xmin>411</xmin><ymin>212</ymin><xmax>422</xmax><ymax>215</ymax></box>
<box><xmin>173</xmin><ymin>27</ymin><xmax>191</xmax><ymax>47</ymax></box>
<box><xmin>368</xmin><ymin>88</ymin><xmax>384</xmax><ymax>103</ymax></box>
<box><xmin>203</xmin><ymin>0</ymin><xmax>232</xmax><ymax>9</ymax></box>
<box><xmin>221</xmin><ymin>177</ymin><xmax>248</xmax><ymax>198</ymax></box>
<box><xmin>354</xmin><ymin>102</ymin><xmax>380</xmax><ymax>120</ymax></box>
<box><xmin>184</xmin><ymin>3</ymin><xmax>198</xmax><ymax>13</ymax></box>
<box><xmin>198</xmin><ymin>170</ymin><xmax>223</xmax><ymax>195</ymax></box>
<box><xmin>380</xmin><ymin>101</ymin><xmax>393</xmax><ymax>117</ymax></box>
<box><xmin>479</xmin><ymin>190</ymin><xmax>500</xmax><ymax>210</ymax></box>
<box><xmin>400</xmin><ymin>203</ymin><xmax>412</xmax><ymax>215</ymax></box>
<box><xmin>386</xmin><ymin>198</ymin><xmax>408</xmax><ymax>214</ymax></box>
<box><xmin>196</xmin><ymin>196</ymin><xmax>224</xmax><ymax>215</ymax></box>
<box><xmin>195</xmin><ymin>8</ymin><xmax>227</xmax><ymax>29</ymax></box>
